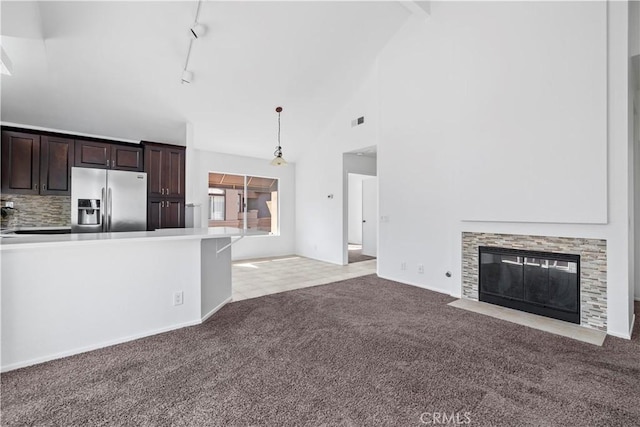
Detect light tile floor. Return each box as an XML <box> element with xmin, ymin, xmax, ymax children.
<box><xmin>232</xmin><ymin>256</ymin><xmax>377</xmax><ymax>301</ymax></box>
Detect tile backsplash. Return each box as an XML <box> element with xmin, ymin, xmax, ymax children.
<box><xmin>1</xmin><ymin>194</ymin><xmax>71</xmax><ymax>228</ymax></box>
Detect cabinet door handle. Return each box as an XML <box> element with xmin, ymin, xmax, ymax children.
<box><xmin>167</xmin><ymin>201</ymin><xmax>170</xmax><ymax>207</ymax></box>
<box><xmin>43</xmin><ymin>184</ymin><xmax>46</xmax><ymax>190</ymax></box>
<box><xmin>112</xmin><ymin>160</ymin><xmax>115</xmax><ymax>168</ymax></box>
<box><xmin>106</xmin><ymin>159</ymin><xmax>109</xmax><ymax>166</ymax></box>
<box><xmin>35</xmin><ymin>184</ymin><xmax>38</xmax><ymax>190</ymax></box>
<box><xmin>166</xmin><ymin>188</ymin><xmax>169</xmax><ymax>195</ymax></box>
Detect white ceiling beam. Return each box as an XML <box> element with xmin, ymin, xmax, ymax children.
<box><xmin>398</xmin><ymin>1</ymin><xmax>431</xmax><ymax>19</ymax></box>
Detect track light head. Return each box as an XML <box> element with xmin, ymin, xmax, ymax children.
<box><xmin>181</xmin><ymin>70</ymin><xmax>193</xmax><ymax>84</ymax></box>
<box><xmin>190</xmin><ymin>22</ymin><xmax>206</xmax><ymax>39</ymax></box>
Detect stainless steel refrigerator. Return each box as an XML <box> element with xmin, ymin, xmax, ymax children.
<box><xmin>71</xmin><ymin>167</ymin><xmax>147</xmax><ymax>233</ymax></box>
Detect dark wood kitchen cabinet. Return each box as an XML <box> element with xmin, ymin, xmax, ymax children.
<box><xmin>1</xmin><ymin>131</ymin><xmax>40</xmax><ymax>195</ymax></box>
<box><xmin>143</xmin><ymin>142</ymin><xmax>185</xmax><ymax>199</ymax></box>
<box><xmin>75</xmin><ymin>140</ymin><xmax>142</xmax><ymax>171</ymax></box>
<box><xmin>75</xmin><ymin>140</ymin><xmax>111</xmax><ymax>169</ymax></box>
<box><xmin>148</xmin><ymin>199</ymin><xmax>184</xmax><ymax>230</ymax></box>
<box><xmin>1</xmin><ymin>131</ymin><xmax>74</xmax><ymax>196</ymax></box>
<box><xmin>111</xmin><ymin>145</ymin><xmax>143</xmax><ymax>171</ymax></box>
<box><xmin>143</xmin><ymin>141</ymin><xmax>186</xmax><ymax>230</ymax></box>
<box><xmin>40</xmin><ymin>136</ymin><xmax>75</xmax><ymax>195</ymax></box>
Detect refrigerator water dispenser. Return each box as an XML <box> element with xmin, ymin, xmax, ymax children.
<box><xmin>77</xmin><ymin>199</ymin><xmax>101</xmax><ymax>225</ymax></box>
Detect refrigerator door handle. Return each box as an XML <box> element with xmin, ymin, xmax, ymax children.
<box><xmin>108</xmin><ymin>188</ymin><xmax>113</xmax><ymax>232</ymax></box>
<box><xmin>101</xmin><ymin>187</ymin><xmax>107</xmax><ymax>232</ymax></box>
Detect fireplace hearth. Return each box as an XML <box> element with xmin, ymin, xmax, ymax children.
<box><xmin>479</xmin><ymin>246</ymin><xmax>580</xmax><ymax>324</ymax></box>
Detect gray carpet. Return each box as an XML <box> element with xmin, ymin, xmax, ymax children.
<box><xmin>348</xmin><ymin>248</ymin><xmax>375</xmax><ymax>264</ymax></box>
<box><xmin>1</xmin><ymin>275</ymin><xmax>639</xmax><ymax>426</ymax></box>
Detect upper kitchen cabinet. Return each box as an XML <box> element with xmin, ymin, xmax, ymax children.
<box><xmin>75</xmin><ymin>140</ymin><xmax>111</xmax><ymax>169</ymax></box>
<box><xmin>1</xmin><ymin>131</ymin><xmax>40</xmax><ymax>195</ymax></box>
<box><xmin>111</xmin><ymin>145</ymin><xmax>143</xmax><ymax>171</ymax></box>
<box><xmin>143</xmin><ymin>142</ymin><xmax>185</xmax><ymax>199</ymax></box>
<box><xmin>40</xmin><ymin>136</ymin><xmax>75</xmax><ymax>195</ymax></box>
<box><xmin>75</xmin><ymin>140</ymin><xmax>143</xmax><ymax>171</ymax></box>
<box><xmin>1</xmin><ymin>131</ymin><xmax>74</xmax><ymax>196</ymax></box>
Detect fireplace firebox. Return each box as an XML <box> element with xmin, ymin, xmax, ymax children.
<box><xmin>479</xmin><ymin>246</ymin><xmax>580</xmax><ymax>324</ymax></box>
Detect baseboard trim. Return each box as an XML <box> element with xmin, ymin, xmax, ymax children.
<box><xmin>0</xmin><ymin>319</ymin><xmax>202</xmax><ymax>373</ymax></box>
<box><xmin>295</xmin><ymin>253</ymin><xmax>343</xmax><ymax>266</ymax></box>
<box><xmin>376</xmin><ymin>274</ymin><xmax>451</xmax><ymax>296</ymax></box>
<box><xmin>201</xmin><ymin>297</ymin><xmax>232</xmax><ymax>323</ymax></box>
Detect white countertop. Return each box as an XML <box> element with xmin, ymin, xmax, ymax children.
<box><xmin>0</xmin><ymin>227</ymin><xmax>267</xmax><ymax>250</ymax></box>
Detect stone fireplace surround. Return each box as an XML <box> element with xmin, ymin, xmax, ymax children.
<box><xmin>462</xmin><ymin>232</ymin><xmax>607</xmax><ymax>331</ymax></box>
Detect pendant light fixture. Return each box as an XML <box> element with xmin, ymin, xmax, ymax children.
<box><xmin>271</xmin><ymin>106</ymin><xmax>287</xmax><ymax>166</ymax></box>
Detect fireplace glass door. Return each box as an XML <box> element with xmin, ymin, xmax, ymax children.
<box><xmin>479</xmin><ymin>247</ymin><xmax>580</xmax><ymax>324</ymax></box>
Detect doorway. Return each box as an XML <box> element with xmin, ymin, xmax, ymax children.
<box><xmin>347</xmin><ymin>174</ymin><xmax>377</xmax><ymax>263</ymax></box>
<box><xmin>343</xmin><ymin>147</ymin><xmax>377</xmax><ymax>265</ymax></box>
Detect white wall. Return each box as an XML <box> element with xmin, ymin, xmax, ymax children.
<box><xmin>635</xmin><ymin>84</ymin><xmax>640</xmax><ymax>301</ymax></box>
<box><xmin>632</xmin><ymin>0</ymin><xmax>640</xmax><ymax>302</ymax></box>
<box><xmin>348</xmin><ymin>174</ymin><xmax>367</xmax><ymax>244</ymax></box>
<box><xmin>295</xmin><ymin>66</ymin><xmax>379</xmax><ymax>265</ymax></box>
<box><xmin>455</xmin><ymin>2</ymin><xmax>608</xmax><ymax>224</ymax></box>
<box><xmin>296</xmin><ymin>2</ymin><xmax>634</xmax><ymax>337</ymax></box>
<box><xmin>631</xmin><ymin>0</ymin><xmax>640</xmax><ymax>57</ymax></box>
<box><xmin>2</xmin><ymin>239</ymin><xmax>202</xmax><ymax>371</ymax></box>
<box><xmin>189</xmin><ymin>149</ymin><xmax>296</xmax><ymax>261</ymax></box>
<box><xmin>377</xmin><ymin>1</ymin><xmax>632</xmax><ymax>337</ymax></box>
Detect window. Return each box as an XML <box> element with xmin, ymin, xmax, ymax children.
<box><xmin>208</xmin><ymin>188</ymin><xmax>225</xmax><ymax>221</ymax></box>
<box><xmin>207</xmin><ymin>172</ymin><xmax>279</xmax><ymax>235</ymax></box>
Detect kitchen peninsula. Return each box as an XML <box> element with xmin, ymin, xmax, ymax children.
<box><xmin>1</xmin><ymin>227</ymin><xmax>259</xmax><ymax>372</ymax></box>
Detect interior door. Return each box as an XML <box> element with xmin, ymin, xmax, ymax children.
<box><xmin>361</xmin><ymin>177</ymin><xmax>378</xmax><ymax>257</ymax></box>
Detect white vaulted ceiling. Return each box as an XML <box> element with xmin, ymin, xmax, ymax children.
<box><xmin>1</xmin><ymin>1</ymin><xmax>411</xmax><ymax>160</ymax></box>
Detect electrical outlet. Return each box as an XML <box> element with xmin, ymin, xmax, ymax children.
<box><xmin>173</xmin><ymin>291</ymin><xmax>184</xmax><ymax>306</ymax></box>
<box><xmin>401</xmin><ymin>262</ymin><xmax>407</xmax><ymax>271</ymax></box>
<box><xmin>4</xmin><ymin>201</ymin><xmax>14</xmax><ymax>208</ymax></box>
<box><xmin>418</xmin><ymin>264</ymin><xmax>424</xmax><ymax>274</ymax></box>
